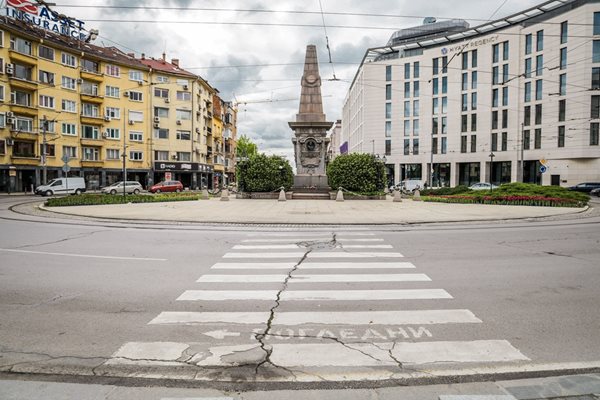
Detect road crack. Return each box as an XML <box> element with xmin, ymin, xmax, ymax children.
<box><xmin>14</xmin><ymin>230</ymin><xmax>105</xmax><ymax>249</ymax></box>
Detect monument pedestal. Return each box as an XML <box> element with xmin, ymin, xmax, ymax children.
<box><xmin>293</xmin><ymin>174</ymin><xmax>329</xmax><ymax>190</ymax></box>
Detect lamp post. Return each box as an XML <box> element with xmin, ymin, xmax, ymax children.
<box><xmin>489</xmin><ymin>152</ymin><xmax>495</xmax><ymax>193</ymax></box>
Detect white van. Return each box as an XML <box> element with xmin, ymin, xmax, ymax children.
<box><xmin>35</xmin><ymin>177</ymin><xmax>86</xmax><ymax>196</ymax></box>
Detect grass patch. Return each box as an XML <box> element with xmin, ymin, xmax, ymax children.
<box><xmin>45</xmin><ymin>193</ymin><xmax>201</xmax><ymax>207</ymax></box>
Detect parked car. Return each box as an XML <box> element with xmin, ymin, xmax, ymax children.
<box><xmin>469</xmin><ymin>182</ymin><xmax>499</xmax><ymax>191</ymax></box>
<box><xmin>390</xmin><ymin>179</ymin><xmax>424</xmax><ymax>193</ymax></box>
<box><xmin>568</xmin><ymin>182</ymin><xmax>600</xmax><ymax>193</ymax></box>
<box><xmin>590</xmin><ymin>188</ymin><xmax>600</xmax><ymax>197</ymax></box>
<box><xmin>101</xmin><ymin>181</ymin><xmax>142</xmax><ymax>195</ymax></box>
<box><xmin>148</xmin><ymin>180</ymin><xmax>183</xmax><ymax>193</ymax></box>
<box><xmin>35</xmin><ymin>177</ymin><xmax>86</xmax><ymax>196</ymax></box>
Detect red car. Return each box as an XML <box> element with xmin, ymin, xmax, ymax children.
<box><xmin>148</xmin><ymin>180</ymin><xmax>184</xmax><ymax>193</ymax></box>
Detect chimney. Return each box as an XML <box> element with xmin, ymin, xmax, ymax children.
<box><xmin>162</xmin><ymin>52</ymin><xmax>166</xmax><ymax>61</ymax></box>
<box><xmin>172</xmin><ymin>58</ymin><xmax>179</xmax><ymax>67</ymax></box>
<box><xmin>141</xmin><ymin>53</ymin><xmax>145</xmax><ymax>60</ymax></box>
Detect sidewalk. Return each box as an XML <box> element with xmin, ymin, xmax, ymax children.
<box><xmin>39</xmin><ymin>196</ymin><xmax>587</xmax><ymax>225</ymax></box>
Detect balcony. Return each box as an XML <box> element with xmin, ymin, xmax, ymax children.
<box><xmin>80</xmin><ymin>159</ymin><xmax>104</xmax><ymax>168</ymax></box>
<box><xmin>8</xmin><ymin>76</ymin><xmax>38</xmax><ymax>91</ymax></box>
<box><xmin>80</xmin><ymin>137</ymin><xmax>103</xmax><ymax>146</ymax></box>
<box><xmin>80</xmin><ymin>70</ymin><xmax>104</xmax><ymax>83</ymax></box>
<box><xmin>80</xmin><ymin>114</ymin><xmax>104</xmax><ymax>125</ymax></box>
<box><xmin>80</xmin><ymin>90</ymin><xmax>104</xmax><ymax>104</ymax></box>
<box><xmin>8</xmin><ymin>49</ymin><xmax>37</xmax><ymax>65</ymax></box>
<box><xmin>9</xmin><ymin>103</ymin><xmax>38</xmax><ymax>117</ymax></box>
<box><xmin>10</xmin><ymin>129</ymin><xmax>38</xmax><ymax>141</ymax></box>
<box><xmin>11</xmin><ymin>154</ymin><xmax>39</xmax><ymax>166</ymax></box>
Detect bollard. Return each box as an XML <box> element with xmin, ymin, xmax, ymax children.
<box><xmin>393</xmin><ymin>189</ymin><xmax>402</xmax><ymax>203</ymax></box>
<box><xmin>384</xmin><ymin>187</ymin><xmax>390</xmax><ymax>194</ymax></box>
<box><xmin>278</xmin><ymin>188</ymin><xmax>287</xmax><ymax>202</ymax></box>
<box><xmin>336</xmin><ymin>188</ymin><xmax>344</xmax><ymax>202</ymax></box>
<box><xmin>200</xmin><ymin>188</ymin><xmax>209</xmax><ymax>200</ymax></box>
<box><xmin>220</xmin><ymin>188</ymin><xmax>230</xmax><ymax>201</ymax></box>
<box><xmin>413</xmin><ymin>189</ymin><xmax>422</xmax><ymax>201</ymax></box>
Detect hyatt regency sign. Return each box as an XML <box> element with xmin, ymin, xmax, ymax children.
<box><xmin>4</xmin><ymin>0</ymin><xmax>87</xmax><ymax>41</ymax></box>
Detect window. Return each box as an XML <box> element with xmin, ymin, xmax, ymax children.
<box><xmin>10</xmin><ymin>37</ymin><xmax>31</xmax><ymax>55</ymax></box>
<box><xmin>535</xmin><ymin>104</ymin><xmax>543</xmax><ymax>125</ymax></box>
<box><xmin>441</xmin><ymin>97</ymin><xmax>447</xmax><ymax>114</ymax></box>
<box><xmin>502</xmin><ymin>132</ymin><xmax>508</xmax><ymax>151</ymax></box>
<box><xmin>441</xmin><ymin>137</ymin><xmax>447</xmax><ymax>154</ymax></box>
<box><xmin>492</xmin><ymin>111</ymin><xmax>499</xmax><ymax>130</ymax></box>
<box><xmin>470</xmin><ymin>134</ymin><xmax>477</xmax><ymax>152</ymax></box>
<box><xmin>403</xmin><ymin>120</ymin><xmax>410</xmax><ymax>136</ymax></box>
<box><xmin>471</xmin><ymin>50</ymin><xmax>478</xmax><ymax>68</ymax></box>
<box><xmin>536</xmin><ymin>55</ymin><xmax>543</xmax><ymax>76</ymax></box>
<box><xmin>38</xmin><ymin>70</ymin><xmax>54</xmax><ymax>85</ymax></box>
<box><xmin>591</xmin><ymin>123</ymin><xmax>599</xmax><ymax>145</ymax></box>
<box><xmin>432</xmin><ymin>117</ymin><xmax>438</xmax><ymax>135</ymax></box>
<box><xmin>404</xmin><ymin>101</ymin><xmax>410</xmax><ymax>117</ymax></box>
<box><xmin>105</xmin><ymin>86</ymin><xmax>120</xmax><ymax>98</ymax></box>
<box><xmin>154</xmin><ymin>107</ymin><xmax>169</xmax><ymax>118</ymax></box>
<box><xmin>39</xmin><ymin>95</ymin><xmax>54</xmax><ymax>109</ymax></box>
<box><xmin>462</xmin><ymin>52</ymin><xmax>468</xmax><ymax>70</ymax></box>
<box><xmin>561</xmin><ymin>22</ymin><xmax>568</xmax><ymax>44</ymax></box>
<box><xmin>385</xmin><ymin>103</ymin><xmax>392</xmax><ymax>119</ymax></box>
<box><xmin>558</xmin><ymin>126</ymin><xmax>565</xmax><ymax>147</ymax></box>
<box><xmin>441</xmin><ymin>117</ymin><xmax>447</xmax><ymax>134</ymax></box>
<box><xmin>524</xmin><ymin>130</ymin><xmax>531</xmax><ymax>150</ymax></box>
<box><xmin>45</xmin><ymin>120</ymin><xmax>56</xmax><ymax>133</ymax></box>
<box><xmin>82</xmin><ymin>147</ymin><xmax>100</xmax><ymax>161</ymax></box>
<box><xmin>502</xmin><ymin>109</ymin><xmax>508</xmax><ymax>129</ymax></box>
<box><xmin>461</xmin><ymin>115</ymin><xmax>468</xmax><ymax>133</ymax></box>
<box><xmin>536</xmin><ymin>30</ymin><xmax>544</xmax><ymax>52</ymax></box>
<box><xmin>442</xmin><ymin>56</ymin><xmax>448</xmax><ymax>73</ymax></box>
<box><xmin>492</xmin><ymin>44</ymin><xmax>499</xmax><ymax>64</ymax></box>
<box><xmin>62</xmin><ymin>123</ymin><xmax>76</xmax><ymax>136</ymax></box>
<box><xmin>14</xmin><ymin>63</ymin><xmax>32</xmax><ymax>81</ymax></box>
<box><xmin>524</xmin><ymin>106</ymin><xmax>531</xmax><ymax>126</ymax></box>
<box><xmin>493</xmin><ymin>66</ymin><xmax>499</xmax><ymax>85</ymax></box>
<box><xmin>471</xmin><ymin>114</ymin><xmax>477</xmax><ymax>131</ymax></box>
<box><xmin>106</xmin><ymin>107</ymin><xmax>120</xmax><ymax>119</ymax></box>
<box><xmin>129</xmin><ymin>151</ymin><xmax>143</xmax><ymax>161</ymax></box>
<box><xmin>559</xmin><ymin>74</ymin><xmax>567</xmax><ymax>96</ymax></box>
<box><xmin>432</xmin><ymin>78</ymin><xmax>439</xmax><ymax>95</ymax></box>
<box><xmin>385</xmin><ymin>121</ymin><xmax>392</xmax><ymax>137</ymax></box>
<box><xmin>413</xmin><ymin>139</ymin><xmax>419</xmax><ymax>155</ymax></box>
<box><xmin>177</xmin><ymin>79</ymin><xmax>189</xmax><ymax>87</ymax></box>
<box><xmin>471</xmin><ymin>71</ymin><xmax>478</xmax><ymax>89</ymax></box>
<box><xmin>81</xmin><ymin>81</ymin><xmax>98</xmax><ymax>96</ymax></box>
<box><xmin>404</xmin><ymin>82</ymin><xmax>410</xmax><ymax>98</ymax></box>
<box><xmin>502</xmin><ymin>87</ymin><xmax>509</xmax><ymax>106</ymax></box>
<box><xmin>404</xmin><ymin>63</ymin><xmax>410</xmax><ymax>79</ymax></box>
<box><xmin>471</xmin><ymin>92</ymin><xmax>477</xmax><ymax>110</ymax></box>
<box><xmin>129</xmin><ymin>70</ymin><xmax>143</xmax><ymax>82</ymax></box>
<box><xmin>38</xmin><ymin>45</ymin><xmax>54</xmax><ymax>60</ymax></box>
<box><xmin>156</xmin><ymin>75</ymin><xmax>169</xmax><ymax>83</ymax></box>
<box><xmin>442</xmin><ymin>77</ymin><xmax>447</xmax><ymax>94</ymax></box>
<box><xmin>61</xmin><ymin>76</ymin><xmax>76</xmax><ymax>90</ymax></box>
<box><xmin>62</xmin><ymin>52</ymin><xmax>77</xmax><ymax>67</ymax></box>
<box><xmin>177</xmin><ymin>152</ymin><xmax>191</xmax><ymax>161</ymax></box>
<box><xmin>503</xmin><ymin>41</ymin><xmax>509</xmax><ymax>61</ymax></box>
<box><xmin>432</xmin><ymin>58</ymin><xmax>439</xmax><ymax>75</ymax></box>
<box><xmin>82</xmin><ymin>103</ymin><xmax>99</xmax><ymax>117</ymax></box>
<box><xmin>414</xmin><ymin>81</ymin><xmax>420</xmax><ymax>97</ymax></box>
<box><xmin>461</xmin><ymin>136</ymin><xmax>467</xmax><ymax>153</ymax></box>
<box><xmin>176</xmin><ymin>130</ymin><xmax>191</xmax><ymax>140</ymax></box>
<box><xmin>62</xmin><ymin>99</ymin><xmax>76</xmax><ymax>113</ymax></box>
<box><xmin>82</xmin><ymin>125</ymin><xmax>99</xmax><ymax>139</ymax></box>
<box><xmin>594</xmin><ymin>41</ymin><xmax>600</xmax><ymax>63</ymax></box>
<box><xmin>385</xmin><ymin>65</ymin><xmax>392</xmax><ymax>81</ymax></box>
<box><xmin>154</xmin><ymin>128</ymin><xmax>169</xmax><ymax>139</ymax></box>
<box><xmin>385</xmin><ymin>140</ymin><xmax>391</xmax><ymax>156</ymax></box>
<box><xmin>525</xmin><ymin>82</ymin><xmax>532</xmax><ymax>103</ymax></box>
<box><xmin>414</xmin><ymin>62</ymin><xmax>420</xmax><ymax>78</ymax></box>
<box><xmin>0</xmin><ymin>86</ymin><xmax>4</xmax><ymax>102</ymax></box>
<box><xmin>413</xmin><ymin>100</ymin><xmax>419</xmax><ymax>117</ymax></box>
<box><xmin>535</xmin><ymin>128</ymin><xmax>542</xmax><ymax>149</ymax></box>
<box><xmin>559</xmin><ymin>100</ymin><xmax>566</xmax><ymax>122</ymax></box>
<box><xmin>525</xmin><ymin>34</ymin><xmax>532</xmax><ymax>55</ymax></box>
<box><xmin>432</xmin><ymin>137</ymin><xmax>438</xmax><ymax>154</ymax></box>
<box><xmin>492</xmin><ymin>89</ymin><xmax>499</xmax><ymax>108</ymax></box>
<box><xmin>462</xmin><ymin>94</ymin><xmax>468</xmax><ymax>112</ymax></box>
<box><xmin>462</xmin><ymin>73</ymin><xmax>468</xmax><ymax>91</ymax></box>
<box><xmin>525</xmin><ymin>58</ymin><xmax>532</xmax><ymax>78</ymax></box>
<box><xmin>0</xmin><ymin>140</ymin><xmax>5</xmax><ymax>155</ymax></box>
<box><xmin>413</xmin><ymin>119</ymin><xmax>420</xmax><ymax>136</ymax></box>
<box><xmin>63</xmin><ymin>146</ymin><xmax>77</xmax><ymax>158</ymax></box>
<box><xmin>595</xmin><ymin>12</ymin><xmax>600</xmax><ymax>35</ymax></box>
<box><xmin>11</xmin><ymin>90</ymin><xmax>31</xmax><ymax>106</ymax></box>
<box><xmin>594</xmin><ymin>68</ymin><xmax>600</xmax><ymax>90</ymax></box>
<box><xmin>560</xmin><ymin>48</ymin><xmax>568</xmax><ymax>69</ymax></box>
<box><xmin>15</xmin><ymin>117</ymin><xmax>33</xmax><ymax>132</ymax></box>
<box><xmin>535</xmin><ymin>80</ymin><xmax>543</xmax><ymax>101</ymax></box>
<box><xmin>81</xmin><ymin>59</ymin><xmax>99</xmax><ymax>74</ymax></box>
<box><xmin>385</xmin><ymin>84</ymin><xmax>392</xmax><ymax>100</ymax></box>
<box><xmin>492</xmin><ymin>132</ymin><xmax>498</xmax><ymax>151</ymax></box>
<box><xmin>155</xmin><ymin>151</ymin><xmax>169</xmax><ymax>161</ymax></box>
<box><xmin>404</xmin><ymin>139</ymin><xmax>410</xmax><ymax>155</ymax></box>
<box><xmin>128</xmin><ymin>110</ymin><xmax>143</xmax><ymax>123</ymax></box>
<box><xmin>105</xmin><ymin>64</ymin><xmax>120</xmax><ymax>77</ymax></box>
<box><xmin>154</xmin><ymin>88</ymin><xmax>169</xmax><ymax>98</ymax></box>
<box><xmin>106</xmin><ymin>149</ymin><xmax>120</xmax><ymax>160</ymax></box>
<box><xmin>592</xmin><ymin>96</ymin><xmax>600</xmax><ymax>119</ymax></box>
<box><xmin>128</xmin><ymin>91</ymin><xmax>143</xmax><ymax>101</ymax></box>
<box><xmin>129</xmin><ymin>131</ymin><xmax>143</xmax><ymax>142</ymax></box>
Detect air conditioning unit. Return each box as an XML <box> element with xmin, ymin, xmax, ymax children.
<box><xmin>6</xmin><ymin>138</ymin><xmax>14</xmax><ymax>146</ymax></box>
<box><xmin>6</xmin><ymin>117</ymin><xmax>14</xmax><ymax>125</ymax></box>
<box><xmin>195</xmin><ymin>148</ymin><xmax>202</xmax><ymax>154</ymax></box>
<box><xmin>195</xmin><ymin>127</ymin><xmax>200</xmax><ymax>133</ymax></box>
<box><xmin>153</xmin><ymin>123</ymin><xmax>160</xmax><ymax>128</ymax></box>
<box><xmin>76</xmin><ymin>78</ymin><xmax>83</xmax><ymax>84</ymax></box>
<box><xmin>164</xmin><ymin>98</ymin><xmax>170</xmax><ymax>103</ymax></box>
<box><xmin>6</xmin><ymin>112</ymin><xmax>14</xmax><ymax>118</ymax></box>
<box><xmin>128</xmin><ymin>120</ymin><xmax>134</xmax><ymax>125</ymax></box>
<box><xmin>123</xmin><ymin>91</ymin><xmax>130</xmax><ymax>97</ymax></box>
<box><xmin>104</xmin><ymin>116</ymin><xmax>111</xmax><ymax>122</ymax></box>
<box><xmin>172</xmin><ymin>154</ymin><xmax>178</xmax><ymax>160</ymax></box>
<box><xmin>5</xmin><ymin>63</ymin><xmax>14</xmax><ymax>75</ymax></box>
<box><xmin>102</xmin><ymin>131</ymin><xmax>110</xmax><ymax>138</ymax></box>
<box><xmin>176</xmin><ymin>120</ymin><xmax>182</xmax><ymax>125</ymax></box>
<box><xmin>153</xmin><ymin>116</ymin><xmax>160</xmax><ymax>123</ymax></box>
<box><xmin>183</xmin><ymin>85</ymin><xmax>189</xmax><ymax>90</ymax></box>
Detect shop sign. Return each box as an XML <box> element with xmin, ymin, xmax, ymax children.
<box><xmin>155</xmin><ymin>162</ymin><xmax>214</xmax><ymax>173</ymax></box>
<box><xmin>5</xmin><ymin>0</ymin><xmax>87</xmax><ymax>41</ymax></box>
<box><xmin>441</xmin><ymin>35</ymin><xmax>499</xmax><ymax>55</ymax></box>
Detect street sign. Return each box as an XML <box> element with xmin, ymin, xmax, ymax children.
<box><xmin>61</xmin><ymin>154</ymin><xmax>70</xmax><ymax>163</ymax></box>
<box><xmin>62</xmin><ymin>165</ymin><xmax>71</xmax><ymax>173</ymax></box>
<box><xmin>540</xmin><ymin>158</ymin><xmax>547</xmax><ymax>166</ymax></box>
<box><xmin>540</xmin><ymin>165</ymin><xmax>548</xmax><ymax>174</ymax></box>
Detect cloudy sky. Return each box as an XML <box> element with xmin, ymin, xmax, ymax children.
<box><xmin>52</xmin><ymin>0</ymin><xmax>542</xmax><ymax>161</ymax></box>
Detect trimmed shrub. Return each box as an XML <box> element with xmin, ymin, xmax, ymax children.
<box><xmin>46</xmin><ymin>193</ymin><xmax>201</xmax><ymax>207</ymax></box>
<box><xmin>236</xmin><ymin>154</ymin><xmax>293</xmax><ymax>192</ymax></box>
<box><xmin>421</xmin><ymin>194</ymin><xmax>587</xmax><ymax>207</ymax></box>
<box><xmin>420</xmin><ymin>185</ymin><xmax>471</xmax><ymax>196</ymax></box>
<box><xmin>327</xmin><ymin>153</ymin><xmax>386</xmax><ymax>193</ymax></box>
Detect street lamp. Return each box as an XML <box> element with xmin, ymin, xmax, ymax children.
<box><xmin>489</xmin><ymin>152</ymin><xmax>495</xmax><ymax>193</ymax></box>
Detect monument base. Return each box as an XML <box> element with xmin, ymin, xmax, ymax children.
<box><xmin>293</xmin><ymin>175</ymin><xmax>330</xmax><ymax>191</ymax></box>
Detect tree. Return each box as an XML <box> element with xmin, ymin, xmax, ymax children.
<box><xmin>237</xmin><ymin>154</ymin><xmax>293</xmax><ymax>192</ymax></box>
<box><xmin>236</xmin><ymin>135</ymin><xmax>258</xmax><ymax>159</ymax></box>
<box><xmin>327</xmin><ymin>153</ymin><xmax>387</xmax><ymax>193</ymax></box>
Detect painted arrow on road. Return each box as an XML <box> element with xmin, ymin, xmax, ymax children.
<box><xmin>202</xmin><ymin>330</ymin><xmax>241</xmax><ymax>339</ymax></box>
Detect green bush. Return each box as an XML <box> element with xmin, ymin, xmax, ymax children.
<box><xmin>236</xmin><ymin>154</ymin><xmax>293</xmax><ymax>192</ymax></box>
<box><xmin>46</xmin><ymin>193</ymin><xmax>201</xmax><ymax>207</ymax></box>
<box><xmin>420</xmin><ymin>185</ymin><xmax>471</xmax><ymax>196</ymax></box>
<box><xmin>327</xmin><ymin>154</ymin><xmax>386</xmax><ymax>193</ymax></box>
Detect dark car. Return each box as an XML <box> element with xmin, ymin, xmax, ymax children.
<box><xmin>568</xmin><ymin>182</ymin><xmax>600</xmax><ymax>193</ymax></box>
<box><xmin>591</xmin><ymin>188</ymin><xmax>600</xmax><ymax>197</ymax></box>
<box><xmin>148</xmin><ymin>180</ymin><xmax>184</xmax><ymax>194</ymax></box>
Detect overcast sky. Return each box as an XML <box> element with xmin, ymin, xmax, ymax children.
<box><xmin>53</xmin><ymin>0</ymin><xmax>543</xmax><ymax>162</ymax></box>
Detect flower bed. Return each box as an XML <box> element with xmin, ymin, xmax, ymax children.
<box><xmin>45</xmin><ymin>193</ymin><xmax>201</xmax><ymax>207</ymax></box>
<box><xmin>421</xmin><ymin>194</ymin><xmax>586</xmax><ymax>207</ymax></box>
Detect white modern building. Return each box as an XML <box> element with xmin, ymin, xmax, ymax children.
<box><xmin>327</xmin><ymin>120</ymin><xmax>343</xmax><ymax>161</ymax></box>
<box><xmin>342</xmin><ymin>0</ymin><xmax>600</xmax><ymax>187</ymax></box>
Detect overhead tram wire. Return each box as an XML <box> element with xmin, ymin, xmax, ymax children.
<box><xmin>318</xmin><ymin>0</ymin><xmax>338</xmax><ymax>81</ymax></box>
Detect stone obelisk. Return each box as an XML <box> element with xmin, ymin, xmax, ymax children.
<box><xmin>289</xmin><ymin>45</ymin><xmax>333</xmax><ymax>190</ymax></box>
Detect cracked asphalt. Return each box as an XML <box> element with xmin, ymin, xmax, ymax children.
<box><xmin>0</xmin><ymin>196</ymin><xmax>599</xmax><ymax>390</ymax></box>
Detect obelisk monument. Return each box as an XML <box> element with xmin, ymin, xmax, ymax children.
<box><xmin>289</xmin><ymin>45</ymin><xmax>333</xmax><ymax>190</ymax></box>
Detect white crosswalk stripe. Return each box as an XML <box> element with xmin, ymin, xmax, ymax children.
<box><xmin>109</xmin><ymin>232</ymin><xmax>529</xmax><ymax>377</ymax></box>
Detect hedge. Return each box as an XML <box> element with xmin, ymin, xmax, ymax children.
<box><xmin>236</xmin><ymin>154</ymin><xmax>293</xmax><ymax>192</ymax></box>
<box><xmin>45</xmin><ymin>193</ymin><xmax>201</xmax><ymax>207</ymax></box>
<box><xmin>327</xmin><ymin>153</ymin><xmax>386</xmax><ymax>193</ymax></box>
<box><xmin>421</xmin><ymin>194</ymin><xmax>587</xmax><ymax>207</ymax></box>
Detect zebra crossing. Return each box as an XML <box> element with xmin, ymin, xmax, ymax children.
<box><xmin>106</xmin><ymin>231</ymin><xmax>528</xmax><ymax>381</ymax></box>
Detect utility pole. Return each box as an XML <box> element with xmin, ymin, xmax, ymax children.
<box><xmin>489</xmin><ymin>152</ymin><xmax>495</xmax><ymax>192</ymax></box>
<box><xmin>520</xmin><ymin>123</ymin><xmax>525</xmax><ymax>183</ymax></box>
<box><xmin>41</xmin><ymin>115</ymin><xmax>48</xmax><ymax>185</ymax></box>
<box><xmin>122</xmin><ymin>109</ymin><xmax>127</xmax><ymax>199</ymax></box>
<box><xmin>429</xmin><ymin>133</ymin><xmax>434</xmax><ymax>188</ymax></box>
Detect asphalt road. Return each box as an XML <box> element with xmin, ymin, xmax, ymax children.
<box><xmin>0</xmin><ymin>196</ymin><xmax>599</xmax><ymax>390</ymax></box>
